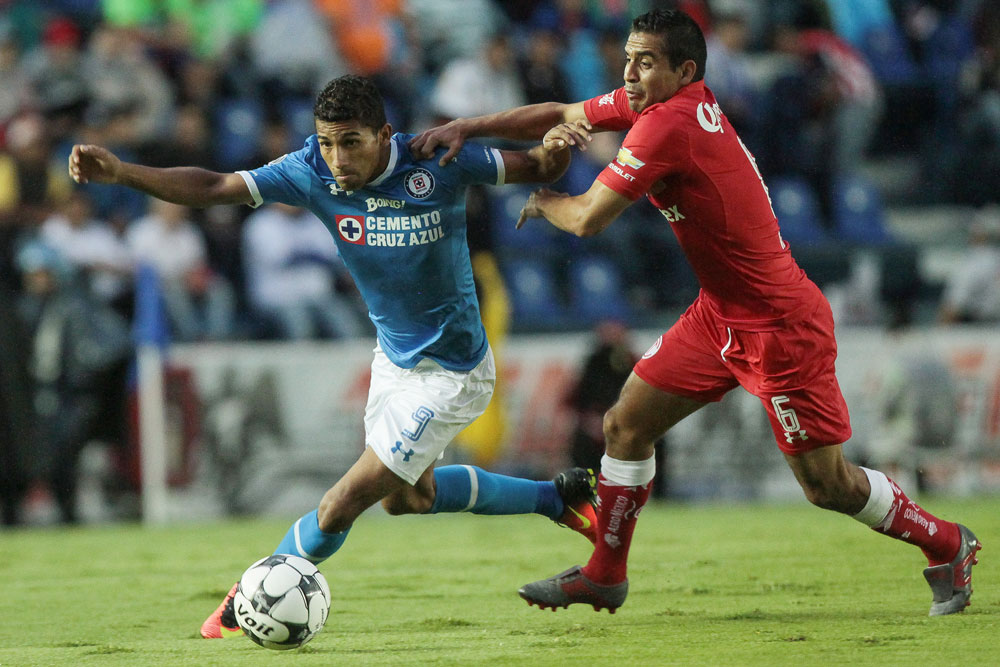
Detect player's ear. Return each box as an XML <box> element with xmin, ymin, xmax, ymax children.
<box><xmin>378</xmin><ymin>123</ymin><xmax>392</xmax><ymax>143</ymax></box>
<box><xmin>679</xmin><ymin>59</ymin><xmax>697</xmax><ymax>85</ymax></box>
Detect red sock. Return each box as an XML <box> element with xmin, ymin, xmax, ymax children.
<box><xmin>875</xmin><ymin>477</ymin><xmax>961</xmax><ymax>565</ymax></box>
<box><xmin>581</xmin><ymin>475</ymin><xmax>651</xmax><ymax>585</ymax></box>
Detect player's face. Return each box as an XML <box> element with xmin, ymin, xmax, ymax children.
<box><xmin>315</xmin><ymin>119</ymin><xmax>391</xmax><ymax>191</ymax></box>
<box><xmin>622</xmin><ymin>32</ymin><xmax>693</xmax><ymax>112</ymax></box>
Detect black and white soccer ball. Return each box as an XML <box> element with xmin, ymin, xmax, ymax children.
<box><xmin>233</xmin><ymin>554</ymin><xmax>331</xmax><ymax>650</ymax></box>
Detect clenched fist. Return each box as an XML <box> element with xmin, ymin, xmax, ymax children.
<box><xmin>68</xmin><ymin>144</ymin><xmax>122</xmax><ymax>185</ymax></box>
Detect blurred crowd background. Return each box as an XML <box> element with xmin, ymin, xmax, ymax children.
<box><xmin>2</xmin><ymin>0</ymin><xmax>1000</xmax><ymax>524</ymax></box>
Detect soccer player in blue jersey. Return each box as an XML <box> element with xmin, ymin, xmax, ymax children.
<box><xmin>69</xmin><ymin>75</ymin><xmax>600</xmax><ymax>638</ymax></box>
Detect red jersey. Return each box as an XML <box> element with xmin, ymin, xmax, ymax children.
<box><xmin>584</xmin><ymin>82</ymin><xmax>824</xmax><ymax>331</ymax></box>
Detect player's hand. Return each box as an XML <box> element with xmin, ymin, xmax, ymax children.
<box><xmin>516</xmin><ymin>188</ymin><xmax>568</xmax><ymax>229</ymax></box>
<box><xmin>409</xmin><ymin>120</ymin><xmax>468</xmax><ymax>167</ymax></box>
<box><xmin>542</xmin><ymin>120</ymin><xmax>593</xmax><ymax>152</ymax></box>
<box><xmin>68</xmin><ymin>144</ymin><xmax>122</xmax><ymax>185</ymax></box>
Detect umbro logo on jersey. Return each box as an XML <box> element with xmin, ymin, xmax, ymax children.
<box><xmin>404</xmin><ymin>168</ymin><xmax>435</xmax><ymax>199</ymax></box>
<box><xmin>696</xmin><ymin>102</ymin><xmax>724</xmax><ymax>133</ymax></box>
<box><xmin>598</xmin><ymin>91</ymin><xmax>615</xmax><ymax>106</ymax></box>
<box><xmin>335</xmin><ymin>214</ymin><xmax>365</xmax><ymax>244</ymax></box>
<box><xmin>615</xmin><ymin>147</ymin><xmax>645</xmax><ymax>170</ymax></box>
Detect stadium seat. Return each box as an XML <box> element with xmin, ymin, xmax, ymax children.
<box><xmin>488</xmin><ymin>186</ymin><xmax>568</xmax><ymax>261</ymax></box>
<box><xmin>214</xmin><ymin>98</ymin><xmax>265</xmax><ymax>171</ymax></box>
<box><xmin>568</xmin><ymin>255</ymin><xmax>631</xmax><ymax>325</ymax></box>
<box><xmin>281</xmin><ymin>97</ymin><xmax>316</xmax><ymax>148</ymax></box>
<box><xmin>831</xmin><ymin>175</ymin><xmax>893</xmax><ymax>245</ymax></box>
<box><xmin>861</xmin><ymin>24</ymin><xmax>920</xmax><ymax>86</ymax></box>
<box><xmin>768</xmin><ymin>176</ymin><xmax>829</xmax><ymax>247</ymax></box>
<box><xmin>501</xmin><ymin>257</ymin><xmax>567</xmax><ymax>329</ymax></box>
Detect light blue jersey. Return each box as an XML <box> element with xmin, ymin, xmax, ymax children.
<box><xmin>238</xmin><ymin>133</ymin><xmax>505</xmax><ymax>371</ymax></box>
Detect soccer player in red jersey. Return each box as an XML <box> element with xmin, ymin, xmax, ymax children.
<box><xmin>411</xmin><ymin>9</ymin><xmax>980</xmax><ymax>616</ymax></box>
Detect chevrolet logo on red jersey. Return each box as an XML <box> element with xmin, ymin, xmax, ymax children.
<box><xmin>615</xmin><ymin>147</ymin><xmax>645</xmax><ymax>170</ymax></box>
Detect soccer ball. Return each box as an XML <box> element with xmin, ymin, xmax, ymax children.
<box><xmin>233</xmin><ymin>554</ymin><xmax>331</xmax><ymax>650</ymax></box>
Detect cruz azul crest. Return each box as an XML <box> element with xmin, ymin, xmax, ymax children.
<box><xmin>404</xmin><ymin>168</ymin><xmax>435</xmax><ymax>199</ymax></box>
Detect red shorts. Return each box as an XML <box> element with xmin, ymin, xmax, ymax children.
<box><xmin>634</xmin><ymin>296</ymin><xmax>852</xmax><ymax>454</ymax></box>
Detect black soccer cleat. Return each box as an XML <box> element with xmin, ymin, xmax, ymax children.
<box><xmin>552</xmin><ymin>468</ymin><xmax>598</xmax><ymax>544</ymax></box>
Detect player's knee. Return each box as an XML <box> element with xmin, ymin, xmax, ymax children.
<box><xmin>603</xmin><ymin>406</ymin><xmax>648</xmax><ymax>457</ymax></box>
<box><xmin>317</xmin><ymin>499</ymin><xmax>355</xmax><ymax>533</ymax></box>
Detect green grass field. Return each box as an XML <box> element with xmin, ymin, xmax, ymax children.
<box><xmin>1</xmin><ymin>498</ymin><xmax>996</xmax><ymax>666</ymax></box>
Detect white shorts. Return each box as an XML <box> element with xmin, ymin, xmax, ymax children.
<box><xmin>366</xmin><ymin>346</ymin><xmax>495</xmax><ymax>485</ymax></box>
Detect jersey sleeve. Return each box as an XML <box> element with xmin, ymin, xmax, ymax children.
<box><xmin>595</xmin><ymin>107</ymin><xmax>687</xmax><ymax>201</ymax></box>
<box><xmin>448</xmin><ymin>141</ymin><xmax>505</xmax><ymax>187</ymax></box>
<box><xmin>583</xmin><ymin>88</ymin><xmax>636</xmax><ymax>131</ymax></box>
<box><xmin>236</xmin><ymin>146</ymin><xmax>314</xmax><ymax>209</ymax></box>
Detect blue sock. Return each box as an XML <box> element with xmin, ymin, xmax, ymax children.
<box><xmin>428</xmin><ymin>465</ymin><xmax>564</xmax><ymax>519</ymax></box>
<box><xmin>273</xmin><ymin>510</ymin><xmax>350</xmax><ymax>565</ymax></box>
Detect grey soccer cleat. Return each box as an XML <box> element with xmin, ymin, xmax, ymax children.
<box><xmin>923</xmin><ymin>524</ymin><xmax>981</xmax><ymax>616</ymax></box>
<box><xmin>519</xmin><ymin>565</ymin><xmax>628</xmax><ymax>613</ymax></box>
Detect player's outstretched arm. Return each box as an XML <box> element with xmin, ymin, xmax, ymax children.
<box><xmin>502</xmin><ymin>121</ymin><xmax>595</xmax><ymax>185</ymax></box>
<box><xmin>517</xmin><ymin>179</ymin><xmax>631</xmax><ymax>238</ymax></box>
<box><xmin>69</xmin><ymin>144</ymin><xmax>254</xmax><ymax>208</ymax></box>
<box><xmin>410</xmin><ymin>101</ymin><xmax>590</xmax><ymax>167</ymax></box>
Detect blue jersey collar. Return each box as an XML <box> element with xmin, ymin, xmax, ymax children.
<box><xmin>368</xmin><ymin>135</ymin><xmax>399</xmax><ymax>187</ymax></box>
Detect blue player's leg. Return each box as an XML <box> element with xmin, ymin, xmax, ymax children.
<box><xmin>202</xmin><ymin>448</ymin><xmax>408</xmax><ymax>639</ymax></box>
<box><xmin>382</xmin><ymin>464</ymin><xmax>598</xmax><ymax>544</ymax></box>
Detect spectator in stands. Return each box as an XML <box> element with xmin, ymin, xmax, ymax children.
<box><xmin>140</xmin><ymin>104</ymin><xmax>217</xmax><ymax>170</ymax></box>
<box><xmin>102</xmin><ymin>0</ymin><xmax>264</xmax><ymax>62</ymax></box>
<box><xmin>704</xmin><ymin>2</ymin><xmax>759</xmax><ymax>140</ymax></box>
<box><xmin>518</xmin><ymin>28</ymin><xmax>572</xmax><ymax>105</ymax></box>
<box><xmin>21</xmin><ymin>16</ymin><xmax>89</xmax><ymax>138</ymax></box>
<box><xmin>405</xmin><ymin>0</ymin><xmax>504</xmax><ymax>71</ymax></box>
<box><xmin>938</xmin><ymin>206</ymin><xmax>1000</xmax><ymax>323</ymax></box>
<box><xmin>39</xmin><ymin>189</ymin><xmax>134</xmax><ymax>317</ymax></box>
<box><xmin>127</xmin><ymin>198</ymin><xmax>236</xmax><ymax>341</ymax></box>
<box><xmin>82</xmin><ymin>24</ymin><xmax>173</xmax><ymax>145</ymax></box>
<box><xmin>763</xmin><ymin>7</ymin><xmax>883</xmax><ymax>221</ymax></box>
<box><xmin>15</xmin><ymin>239</ymin><xmax>132</xmax><ymax>524</ymax></box>
<box><xmin>250</xmin><ymin>0</ymin><xmax>346</xmax><ymax>103</ymax></box>
<box><xmin>565</xmin><ymin>320</ymin><xmax>637</xmax><ymax>474</ymax></box>
<box><xmin>315</xmin><ymin>0</ymin><xmax>422</xmax><ymax>128</ymax></box>
<box><xmin>950</xmin><ymin>1</ymin><xmax>1000</xmax><ymax>205</ymax></box>
<box><xmin>429</xmin><ymin>33</ymin><xmax>526</xmax><ymax>123</ymax></box>
<box><xmin>243</xmin><ymin>202</ymin><xmax>365</xmax><ymax>340</ymax></box>
<box><xmin>0</xmin><ymin>113</ymin><xmax>72</xmax><ymax>229</ymax></box>
<box><xmin>0</xmin><ymin>19</ymin><xmax>30</xmax><ymax>128</ymax></box>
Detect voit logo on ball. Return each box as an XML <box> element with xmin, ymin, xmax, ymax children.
<box><xmin>404</xmin><ymin>168</ymin><xmax>435</xmax><ymax>199</ymax></box>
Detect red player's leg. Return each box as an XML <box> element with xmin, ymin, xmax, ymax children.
<box><xmin>785</xmin><ymin>445</ymin><xmax>980</xmax><ymax>615</ymax></box>
<box><xmin>519</xmin><ymin>375</ymin><xmax>705</xmax><ymax>612</ymax></box>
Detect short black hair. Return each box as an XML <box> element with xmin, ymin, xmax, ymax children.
<box><xmin>313</xmin><ymin>75</ymin><xmax>387</xmax><ymax>132</ymax></box>
<box><xmin>631</xmin><ymin>9</ymin><xmax>707</xmax><ymax>82</ymax></box>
